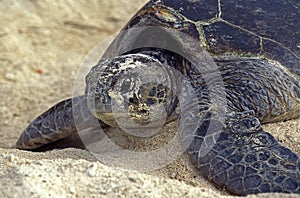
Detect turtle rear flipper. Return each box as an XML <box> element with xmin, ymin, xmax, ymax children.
<box><xmin>187</xmin><ymin>111</ymin><xmax>300</xmax><ymax>195</ymax></box>
<box><xmin>16</xmin><ymin>96</ymin><xmax>103</xmax><ymax>150</ymax></box>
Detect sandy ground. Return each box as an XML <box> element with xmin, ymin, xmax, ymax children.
<box><xmin>0</xmin><ymin>0</ymin><xmax>300</xmax><ymax>197</ymax></box>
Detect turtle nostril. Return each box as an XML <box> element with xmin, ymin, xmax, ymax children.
<box><xmin>129</xmin><ymin>97</ymin><xmax>138</xmax><ymax>104</ymax></box>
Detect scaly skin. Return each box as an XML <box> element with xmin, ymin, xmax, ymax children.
<box><xmin>16</xmin><ymin>96</ymin><xmax>106</xmax><ymax>149</ymax></box>
<box><xmin>187</xmin><ymin>111</ymin><xmax>300</xmax><ymax>195</ymax></box>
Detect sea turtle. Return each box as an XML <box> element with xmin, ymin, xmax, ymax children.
<box><xmin>16</xmin><ymin>0</ymin><xmax>300</xmax><ymax>195</ymax></box>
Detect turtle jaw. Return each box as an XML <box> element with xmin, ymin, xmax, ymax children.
<box><xmin>91</xmin><ymin>111</ymin><xmax>154</xmax><ymax>129</ymax></box>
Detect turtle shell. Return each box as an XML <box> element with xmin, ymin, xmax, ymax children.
<box><xmin>121</xmin><ymin>0</ymin><xmax>300</xmax><ymax>76</ymax></box>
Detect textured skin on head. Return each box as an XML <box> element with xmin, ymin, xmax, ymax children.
<box><xmin>85</xmin><ymin>50</ymin><xmax>181</xmax><ymax>127</ymax></box>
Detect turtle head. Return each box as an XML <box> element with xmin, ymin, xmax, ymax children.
<box><xmin>85</xmin><ymin>53</ymin><xmax>178</xmax><ymax>130</ymax></box>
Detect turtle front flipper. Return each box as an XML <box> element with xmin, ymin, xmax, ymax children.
<box><xmin>16</xmin><ymin>96</ymin><xmax>103</xmax><ymax>150</ymax></box>
<box><xmin>186</xmin><ymin>111</ymin><xmax>300</xmax><ymax>195</ymax></box>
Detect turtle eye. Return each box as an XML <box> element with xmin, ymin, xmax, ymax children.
<box><xmin>146</xmin><ymin>98</ymin><xmax>156</xmax><ymax>105</ymax></box>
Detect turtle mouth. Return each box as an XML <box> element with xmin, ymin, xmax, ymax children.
<box><xmin>92</xmin><ymin>109</ymin><xmax>164</xmax><ymax>128</ymax></box>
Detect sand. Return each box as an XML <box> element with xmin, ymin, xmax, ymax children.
<box><xmin>0</xmin><ymin>0</ymin><xmax>300</xmax><ymax>197</ymax></box>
